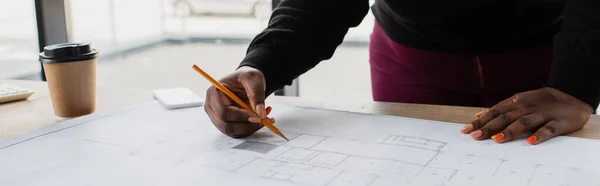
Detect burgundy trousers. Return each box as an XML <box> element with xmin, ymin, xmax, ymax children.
<box><xmin>369</xmin><ymin>21</ymin><xmax>553</xmax><ymax>107</ymax></box>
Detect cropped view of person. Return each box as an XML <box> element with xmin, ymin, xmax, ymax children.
<box><xmin>204</xmin><ymin>0</ymin><xmax>600</xmax><ymax>145</ymax></box>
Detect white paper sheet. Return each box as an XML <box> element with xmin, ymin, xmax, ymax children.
<box><xmin>1</xmin><ymin>101</ymin><xmax>599</xmax><ymax>186</ymax></box>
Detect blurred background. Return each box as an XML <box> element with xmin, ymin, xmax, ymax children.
<box><xmin>0</xmin><ymin>0</ymin><xmax>375</xmax><ymax>102</ymax></box>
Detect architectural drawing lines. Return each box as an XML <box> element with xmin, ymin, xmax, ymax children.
<box><xmin>280</xmin><ymin>133</ymin><xmax>303</xmax><ymax>146</ymax></box>
<box><xmin>527</xmin><ymin>164</ymin><xmax>540</xmax><ymax>186</ymax></box>
<box><xmin>379</xmin><ymin>135</ymin><xmax>447</xmax><ymax>151</ymax></box>
<box><xmin>323</xmin><ymin>171</ymin><xmax>344</xmax><ymax>186</ymax></box>
<box><xmin>491</xmin><ymin>160</ymin><xmax>507</xmax><ymax>176</ymax></box>
<box><xmin>424</xmin><ymin>151</ymin><xmax>441</xmax><ymax>166</ymax></box>
<box><xmin>448</xmin><ymin>168</ymin><xmax>459</xmax><ymax>182</ymax></box>
<box><xmin>308</xmin><ymin>136</ymin><xmax>328</xmax><ymax>149</ymax></box>
<box><xmin>277</xmin><ymin>147</ymin><xmax>318</xmax><ymax>162</ymax></box>
<box><xmin>414</xmin><ymin>163</ymin><xmax>428</xmax><ymax>177</ymax></box>
<box><xmin>3</xmin><ymin>102</ymin><xmax>600</xmax><ymax>186</ymax></box>
<box><xmin>307</xmin><ymin>151</ymin><xmax>351</xmax><ymax>167</ymax></box>
<box><xmin>204</xmin><ymin>132</ymin><xmax>598</xmax><ymax>186</ymax></box>
<box><xmin>304</xmin><ymin>147</ymin><xmax>426</xmax><ymax>168</ymax></box>
<box><xmin>232</xmin><ymin>156</ymin><xmax>259</xmax><ymax>172</ymax></box>
<box><xmin>366</xmin><ymin>175</ymin><xmax>380</xmax><ymax>186</ymax></box>
<box><xmin>403</xmin><ymin>145</ymin><xmax>429</xmax><ymax>151</ymax></box>
<box><xmin>84</xmin><ymin>139</ymin><xmax>120</xmax><ymax>146</ymax></box>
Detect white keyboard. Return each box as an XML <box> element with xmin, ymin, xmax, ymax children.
<box><xmin>0</xmin><ymin>84</ymin><xmax>35</xmax><ymax>104</ymax></box>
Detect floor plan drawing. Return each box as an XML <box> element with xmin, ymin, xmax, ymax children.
<box><xmin>176</xmin><ymin>130</ymin><xmax>600</xmax><ymax>186</ymax></box>
<box><xmin>0</xmin><ymin>102</ymin><xmax>599</xmax><ymax>186</ymax></box>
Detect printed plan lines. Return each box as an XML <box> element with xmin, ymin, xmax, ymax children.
<box><xmin>182</xmin><ymin>132</ymin><xmax>600</xmax><ymax>186</ymax></box>
<box><xmin>380</xmin><ymin>135</ymin><xmax>447</xmax><ymax>151</ymax></box>
<box><xmin>2</xmin><ymin>103</ymin><xmax>599</xmax><ymax>186</ymax></box>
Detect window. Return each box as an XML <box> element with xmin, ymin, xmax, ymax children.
<box><xmin>0</xmin><ymin>1</ymin><xmax>40</xmax><ymax>79</ymax></box>
<box><xmin>67</xmin><ymin>0</ymin><xmax>165</xmax><ymax>54</ymax></box>
<box><xmin>163</xmin><ymin>0</ymin><xmax>272</xmax><ymax>39</ymax></box>
<box><xmin>7</xmin><ymin>0</ymin><xmax>375</xmax><ymax>102</ymax></box>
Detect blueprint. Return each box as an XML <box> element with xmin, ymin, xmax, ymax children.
<box><xmin>1</xmin><ymin>101</ymin><xmax>600</xmax><ymax>186</ymax></box>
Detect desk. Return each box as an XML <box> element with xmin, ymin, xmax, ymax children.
<box><xmin>0</xmin><ymin>79</ymin><xmax>153</xmax><ymax>139</ymax></box>
<box><xmin>2</xmin><ymin>79</ymin><xmax>600</xmax><ymax>140</ymax></box>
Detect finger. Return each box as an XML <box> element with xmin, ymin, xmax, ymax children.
<box><xmin>462</xmin><ymin>108</ymin><xmax>488</xmax><ymax>133</ymax></box>
<box><xmin>528</xmin><ymin>120</ymin><xmax>571</xmax><ymax>145</ymax></box>
<box><xmin>249</xmin><ymin>105</ymin><xmax>272</xmax><ymax>123</ymax></box>
<box><xmin>471</xmin><ymin>108</ymin><xmax>534</xmax><ymax>140</ymax></box>
<box><xmin>248</xmin><ymin>117</ymin><xmax>260</xmax><ymax>123</ymax></box>
<box><xmin>207</xmin><ymin>86</ymin><xmax>233</xmax><ymax>115</ymax></box>
<box><xmin>239</xmin><ymin>70</ymin><xmax>267</xmax><ymax>118</ymax></box>
<box><xmin>227</xmin><ymin>122</ymin><xmax>264</xmax><ymax>138</ymax></box>
<box><xmin>249</xmin><ymin>116</ymin><xmax>276</xmax><ymax>124</ymax></box>
<box><xmin>472</xmin><ymin>98</ymin><xmax>515</xmax><ymax>118</ymax></box>
<box><xmin>501</xmin><ymin>94</ymin><xmax>520</xmax><ymax>106</ymax></box>
<box><xmin>465</xmin><ymin>99</ymin><xmax>521</xmax><ymax>133</ymax></box>
<box><xmin>492</xmin><ymin>113</ymin><xmax>550</xmax><ymax>143</ymax></box>
<box><xmin>221</xmin><ymin>106</ymin><xmax>260</xmax><ymax>122</ymax></box>
<box><xmin>211</xmin><ymin>90</ymin><xmax>257</xmax><ymax>122</ymax></box>
<box><xmin>206</xmin><ymin>103</ymin><xmax>262</xmax><ymax>138</ymax></box>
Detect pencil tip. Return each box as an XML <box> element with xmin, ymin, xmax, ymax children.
<box><xmin>276</xmin><ymin>132</ymin><xmax>289</xmax><ymax>141</ymax></box>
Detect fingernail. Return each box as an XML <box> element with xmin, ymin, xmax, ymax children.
<box><xmin>527</xmin><ymin>136</ymin><xmax>537</xmax><ymax>145</ymax></box>
<box><xmin>248</xmin><ymin>117</ymin><xmax>261</xmax><ymax>123</ymax></box>
<box><xmin>266</xmin><ymin>106</ymin><xmax>272</xmax><ymax>115</ymax></box>
<box><xmin>256</xmin><ymin>104</ymin><xmax>266</xmax><ymax>118</ymax></box>
<box><xmin>491</xmin><ymin>133</ymin><xmax>504</xmax><ymax>142</ymax></box>
<box><xmin>470</xmin><ymin>130</ymin><xmax>483</xmax><ymax>139</ymax></box>
<box><xmin>269</xmin><ymin>118</ymin><xmax>275</xmax><ymax>123</ymax></box>
<box><xmin>460</xmin><ymin>124</ymin><xmax>474</xmax><ymax>133</ymax></box>
<box><xmin>475</xmin><ymin>110</ymin><xmax>486</xmax><ymax>118</ymax></box>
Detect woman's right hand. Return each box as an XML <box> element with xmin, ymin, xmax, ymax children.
<box><xmin>204</xmin><ymin>66</ymin><xmax>274</xmax><ymax>138</ymax></box>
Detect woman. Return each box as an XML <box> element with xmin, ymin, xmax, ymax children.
<box><xmin>203</xmin><ymin>0</ymin><xmax>599</xmax><ymax>145</ymax></box>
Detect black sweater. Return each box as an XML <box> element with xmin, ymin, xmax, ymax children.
<box><xmin>239</xmin><ymin>0</ymin><xmax>600</xmax><ymax>110</ymax></box>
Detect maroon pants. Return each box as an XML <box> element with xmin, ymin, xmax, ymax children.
<box><xmin>369</xmin><ymin>21</ymin><xmax>553</xmax><ymax>107</ymax></box>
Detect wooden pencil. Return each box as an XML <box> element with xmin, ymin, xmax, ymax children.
<box><xmin>192</xmin><ymin>64</ymin><xmax>288</xmax><ymax>141</ymax></box>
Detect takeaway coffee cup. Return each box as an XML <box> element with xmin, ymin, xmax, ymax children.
<box><xmin>39</xmin><ymin>43</ymin><xmax>98</xmax><ymax>118</ymax></box>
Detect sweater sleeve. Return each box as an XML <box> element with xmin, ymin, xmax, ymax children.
<box><xmin>238</xmin><ymin>0</ymin><xmax>370</xmax><ymax>96</ymax></box>
<box><xmin>547</xmin><ymin>0</ymin><xmax>600</xmax><ymax>110</ymax></box>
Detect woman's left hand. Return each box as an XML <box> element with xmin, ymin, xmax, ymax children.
<box><xmin>460</xmin><ymin>87</ymin><xmax>594</xmax><ymax>145</ymax></box>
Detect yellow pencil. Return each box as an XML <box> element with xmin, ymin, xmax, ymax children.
<box><xmin>192</xmin><ymin>64</ymin><xmax>288</xmax><ymax>141</ymax></box>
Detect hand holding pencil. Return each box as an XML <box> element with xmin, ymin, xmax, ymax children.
<box><xmin>194</xmin><ymin>65</ymin><xmax>288</xmax><ymax>140</ymax></box>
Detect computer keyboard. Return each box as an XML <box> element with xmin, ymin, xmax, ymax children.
<box><xmin>0</xmin><ymin>84</ymin><xmax>35</xmax><ymax>104</ymax></box>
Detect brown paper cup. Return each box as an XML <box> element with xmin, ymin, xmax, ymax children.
<box><xmin>43</xmin><ymin>59</ymin><xmax>96</xmax><ymax>117</ymax></box>
<box><xmin>39</xmin><ymin>43</ymin><xmax>98</xmax><ymax>118</ymax></box>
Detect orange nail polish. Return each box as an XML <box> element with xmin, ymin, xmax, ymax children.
<box><xmin>475</xmin><ymin>110</ymin><xmax>486</xmax><ymax>118</ymax></box>
<box><xmin>476</xmin><ymin>110</ymin><xmax>488</xmax><ymax>118</ymax></box>
<box><xmin>527</xmin><ymin>136</ymin><xmax>537</xmax><ymax>145</ymax></box>
<box><xmin>491</xmin><ymin>133</ymin><xmax>504</xmax><ymax>141</ymax></box>
<box><xmin>266</xmin><ymin>106</ymin><xmax>272</xmax><ymax>115</ymax></box>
